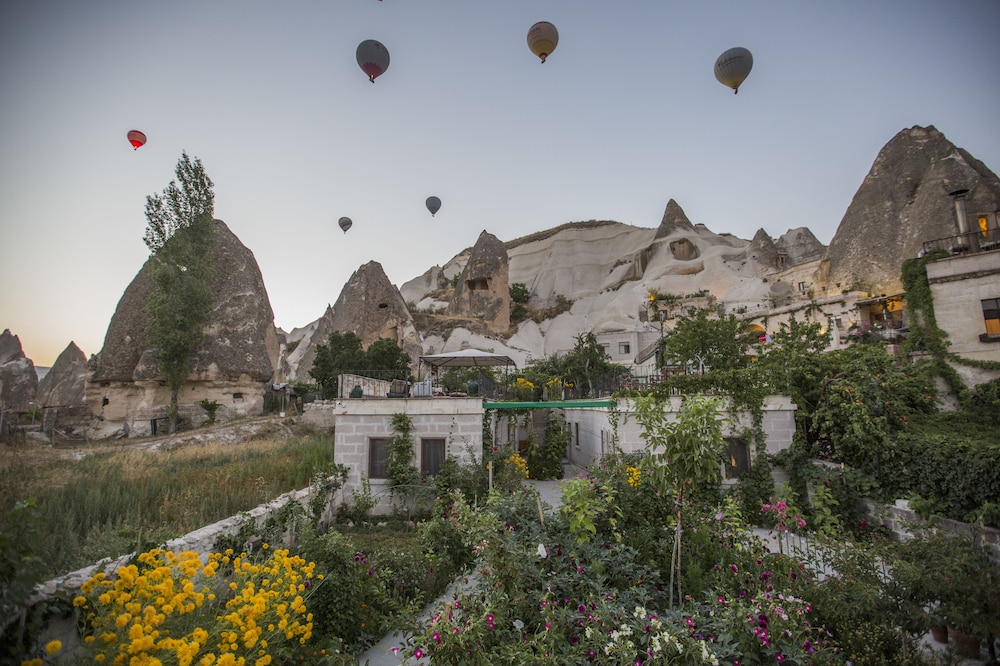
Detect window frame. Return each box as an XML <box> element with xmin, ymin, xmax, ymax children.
<box><xmin>982</xmin><ymin>298</ymin><xmax>1000</xmax><ymax>337</ymax></box>
<box><xmin>369</xmin><ymin>437</ymin><xmax>391</xmax><ymax>479</ymax></box>
<box><xmin>420</xmin><ymin>438</ymin><xmax>446</xmax><ymax>477</ymax></box>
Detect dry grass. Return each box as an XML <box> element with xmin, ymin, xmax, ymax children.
<box><xmin>0</xmin><ymin>426</ymin><xmax>337</xmax><ymax>579</ymax></box>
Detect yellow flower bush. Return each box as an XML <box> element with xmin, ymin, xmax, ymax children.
<box><xmin>73</xmin><ymin>547</ymin><xmax>319</xmax><ymax>665</ymax></box>
<box><xmin>507</xmin><ymin>454</ymin><xmax>529</xmax><ymax>479</ymax></box>
<box><xmin>625</xmin><ymin>466</ymin><xmax>641</xmax><ymax>488</ymax></box>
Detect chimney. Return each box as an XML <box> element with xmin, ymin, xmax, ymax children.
<box><xmin>949</xmin><ymin>188</ymin><xmax>970</xmax><ymax>235</ymax></box>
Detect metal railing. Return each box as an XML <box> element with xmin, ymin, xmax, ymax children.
<box><xmin>922</xmin><ymin>227</ymin><xmax>1000</xmax><ymax>256</ymax></box>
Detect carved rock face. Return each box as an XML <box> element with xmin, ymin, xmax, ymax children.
<box><xmin>825</xmin><ymin>125</ymin><xmax>1000</xmax><ymax>294</ymax></box>
<box><xmin>447</xmin><ymin>231</ymin><xmax>510</xmax><ymax>333</ymax></box>
<box><xmin>85</xmin><ymin>220</ymin><xmax>280</xmax><ymax>432</ymax></box>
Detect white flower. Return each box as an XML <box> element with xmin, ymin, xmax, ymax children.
<box><xmin>633</xmin><ymin>605</ymin><xmax>647</xmax><ymax>619</ymax></box>
<box><xmin>536</xmin><ymin>543</ymin><xmax>547</xmax><ymax>558</ymax></box>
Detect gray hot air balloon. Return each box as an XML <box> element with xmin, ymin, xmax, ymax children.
<box><xmin>714</xmin><ymin>47</ymin><xmax>753</xmax><ymax>94</ymax></box>
<box><xmin>338</xmin><ymin>216</ymin><xmax>353</xmax><ymax>233</ymax></box>
<box><xmin>357</xmin><ymin>39</ymin><xmax>390</xmax><ymax>83</ymax></box>
<box><xmin>425</xmin><ymin>196</ymin><xmax>441</xmax><ymax>216</ymax></box>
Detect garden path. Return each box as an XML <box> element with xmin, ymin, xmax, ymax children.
<box><xmin>358</xmin><ymin>462</ymin><xmax>585</xmax><ymax>665</ymax></box>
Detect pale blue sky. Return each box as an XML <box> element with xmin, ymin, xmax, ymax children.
<box><xmin>2</xmin><ymin>0</ymin><xmax>999</xmax><ymax>366</ymax></box>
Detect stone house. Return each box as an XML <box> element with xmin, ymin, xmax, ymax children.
<box><xmin>302</xmin><ymin>394</ymin><xmax>798</xmax><ymax>513</ymax></box>
<box><xmin>302</xmin><ymin>397</ymin><xmax>484</xmax><ymax>515</ymax></box>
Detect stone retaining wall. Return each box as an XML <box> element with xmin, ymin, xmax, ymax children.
<box><xmin>863</xmin><ymin>498</ymin><xmax>1000</xmax><ymax>565</ymax></box>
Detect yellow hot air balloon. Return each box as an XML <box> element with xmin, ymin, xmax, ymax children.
<box><xmin>527</xmin><ymin>21</ymin><xmax>558</xmax><ymax>63</ymax></box>
<box><xmin>714</xmin><ymin>47</ymin><xmax>753</xmax><ymax>94</ymax></box>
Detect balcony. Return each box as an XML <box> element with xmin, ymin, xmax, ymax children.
<box><xmin>921</xmin><ymin>227</ymin><xmax>1000</xmax><ymax>257</ymax></box>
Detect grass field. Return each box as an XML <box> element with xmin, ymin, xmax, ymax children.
<box><xmin>0</xmin><ymin>423</ymin><xmax>339</xmax><ymax>579</ymax></box>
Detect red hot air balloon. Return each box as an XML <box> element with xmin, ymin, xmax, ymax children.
<box><xmin>127</xmin><ymin>130</ymin><xmax>147</xmax><ymax>150</ymax></box>
<box><xmin>357</xmin><ymin>40</ymin><xmax>390</xmax><ymax>83</ymax></box>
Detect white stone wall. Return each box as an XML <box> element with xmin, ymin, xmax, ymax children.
<box><xmin>304</xmin><ymin>397</ymin><xmax>484</xmax><ymax>514</ymax></box>
<box><xmin>927</xmin><ymin>250</ymin><xmax>1000</xmax><ymax>363</ymax></box>
<box><xmin>559</xmin><ymin>395</ymin><xmax>797</xmax><ymax>475</ymax></box>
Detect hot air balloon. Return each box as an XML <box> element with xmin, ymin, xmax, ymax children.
<box><xmin>357</xmin><ymin>39</ymin><xmax>390</xmax><ymax>82</ymax></box>
<box><xmin>127</xmin><ymin>130</ymin><xmax>146</xmax><ymax>150</ymax></box>
<box><xmin>338</xmin><ymin>216</ymin><xmax>353</xmax><ymax>233</ymax></box>
<box><xmin>527</xmin><ymin>21</ymin><xmax>558</xmax><ymax>63</ymax></box>
<box><xmin>425</xmin><ymin>196</ymin><xmax>441</xmax><ymax>216</ymax></box>
<box><xmin>714</xmin><ymin>47</ymin><xmax>753</xmax><ymax>94</ymax></box>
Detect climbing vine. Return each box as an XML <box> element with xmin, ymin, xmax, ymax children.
<box><xmin>901</xmin><ymin>254</ymin><xmax>1000</xmax><ymax>403</ymax></box>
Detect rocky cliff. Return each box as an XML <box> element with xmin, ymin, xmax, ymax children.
<box><xmin>825</xmin><ymin>125</ymin><xmax>1000</xmax><ymax>294</ymax></box>
<box><xmin>0</xmin><ymin>329</ymin><xmax>37</xmax><ymax>412</ymax></box>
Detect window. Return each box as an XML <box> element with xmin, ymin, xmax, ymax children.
<box><xmin>421</xmin><ymin>438</ymin><xmax>446</xmax><ymax>476</ymax></box>
<box><xmin>369</xmin><ymin>438</ymin><xmax>390</xmax><ymax>478</ymax></box>
<box><xmin>798</xmin><ymin>281</ymin><xmax>808</xmax><ymax>292</ymax></box>
<box><xmin>979</xmin><ymin>215</ymin><xmax>989</xmax><ymax>236</ymax></box>
<box><xmin>618</xmin><ymin>342</ymin><xmax>631</xmax><ymax>355</ymax></box>
<box><xmin>983</xmin><ymin>299</ymin><xmax>1000</xmax><ymax>336</ymax></box>
<box><xmin>724</xmin><ymin>438</ymin><xmax>750</xmax><ymax>479</ymax></box>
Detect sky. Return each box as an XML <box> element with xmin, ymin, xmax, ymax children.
<box><xmin>2</xmin><ymin>1</ymin><xmax>999</xmax><ymax>367</ymax></box>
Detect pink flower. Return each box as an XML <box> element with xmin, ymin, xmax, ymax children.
<box><xmin>433</xmin><ymin>632</ymin><xmax>441</xmax><ymax>644</ymax></box>
<box><xmin>414</xmin><ymin>648</ymin><xmax>424</xmax><ymax>659</ymax></box>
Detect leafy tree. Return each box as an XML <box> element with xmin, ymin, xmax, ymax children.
<box><xmin>756</xmin><ymin>315</ymin><xmax>831</xmax><ymax>440</ymax></box>
<box><xmin>309</xmin><ymin>332</ymin><xmax>366</xmax><ymax>399</ymax></box>
<box><xmin>143</xmin><ymin>152</ymin><xmax>216</xmax><ymax>433</ymax></box>
<box><xmin>509</xmin><ymin>282</ymin><xmax>530</xmax><ymax>304</ymax></box>
<box><xmin>808</xmin><ymin>343</ymin><xmax>936</xmax><ymax>467</ymax></box>
<box><xmin>363</xmin><ymin>338</ymin><xmax>413</xmax><ymax>381</ymax></box>
<box><xmin>662</xmin><ymin>307</ymin><xmax>756</xmax><ymax>373</ymax></box>
<box><xmin>634</xmin><ymin>394</ymin><xmax>727</xmax><ymax>608</ymax></box>
<box><xmin>309</xmin><ymin>334</ymin><xmax>414</xmax><ymax>398</ymax></box>
<box><xmin>562</xmin><ymin>332</ymin><xmax>627</xmax><ymax>397</ymax></box>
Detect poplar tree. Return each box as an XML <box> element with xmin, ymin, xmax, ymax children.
<box><xmin>143</xmin><ymin>152</ymin><xmax>216</xmax><ymax>433</ymax></box>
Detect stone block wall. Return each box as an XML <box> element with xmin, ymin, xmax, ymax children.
<box><xmin>304</xmin><ymin>397</ymin><xmax>484</xmax><ymax>514</ymax></box>
<box><xmin>863</xmin><ymin>498</ymin><xmax>1000</xmax><ymax>565</ymax></box>
<box><xmin>559</xmin><ymin>395</ymin><xmax>797</xmax><ymax>473</ymax></box>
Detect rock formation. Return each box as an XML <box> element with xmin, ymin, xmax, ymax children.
<box><xmin>824</xmin><ymin>125</ymin><xmax>1000</xmax><ymax>294</ymax></box>
<box><xmin>748</xmin><ymin>229</ymin><xmax>782</xmax><ymax>269</ymax></box>
<box><xmin>0</xmin><ymin>329</ymin><xmax>37</xmax><ymax>413</ymax></box>
<box><xmin>447</xmin><ymin>231</ymin><xmax>511</xmax><ymax>333</ymax></box>
<box><xmin>86</xmin><ymin>219</ymin><xmax>280</xmax><ymax>436</ymax></box>
<box><xmin>654</xmin><ymin>198</ymin><xmax>696</xmax><ymax>239</ymax></box>
<box><xmin>37</xmin><ymin>341</ymin><xmax>89</xmax><ymax>434</ymax></box>
<box><xmin>776</xmin><ymin>228</ymin><xmax>826</xmax><ymax>265</ymax></box>
<box><xmin>286</xmin><ymin>261</ymin><xmax>422</xmax><ymax>383</ymax></box>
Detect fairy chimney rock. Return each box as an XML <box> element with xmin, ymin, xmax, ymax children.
<box><xmin>38</xmin><ymin>341</ymin><xmax>87</xmax><ymax>408</ymax></box>
<box><xmin>448</xmin><ymin>230</ymin><xmax>511</xmax><ymax>333</ymax></box>
<box><xmin>85</xmin><ymin>219</ymin><xmax>280</xmax><ymax>434</ymax></box>
<box><xmin>654</xmin><ymin>199</ymin><xmax>696</xmax><ymax>239</ymax></box>
<box><xmin>290</xmin><ymin>261</ymin><xmax>422</xmax><ymax>382</ymax></box>
<box><xmin>0</xmin><ymin>329</ymin><xmax>38</xmax><ymax>412</ymax></box>
<box><xmin>824</xmin><ymin>125</ymin><xmax>1000</xmax><ymax>294</ymax></box>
